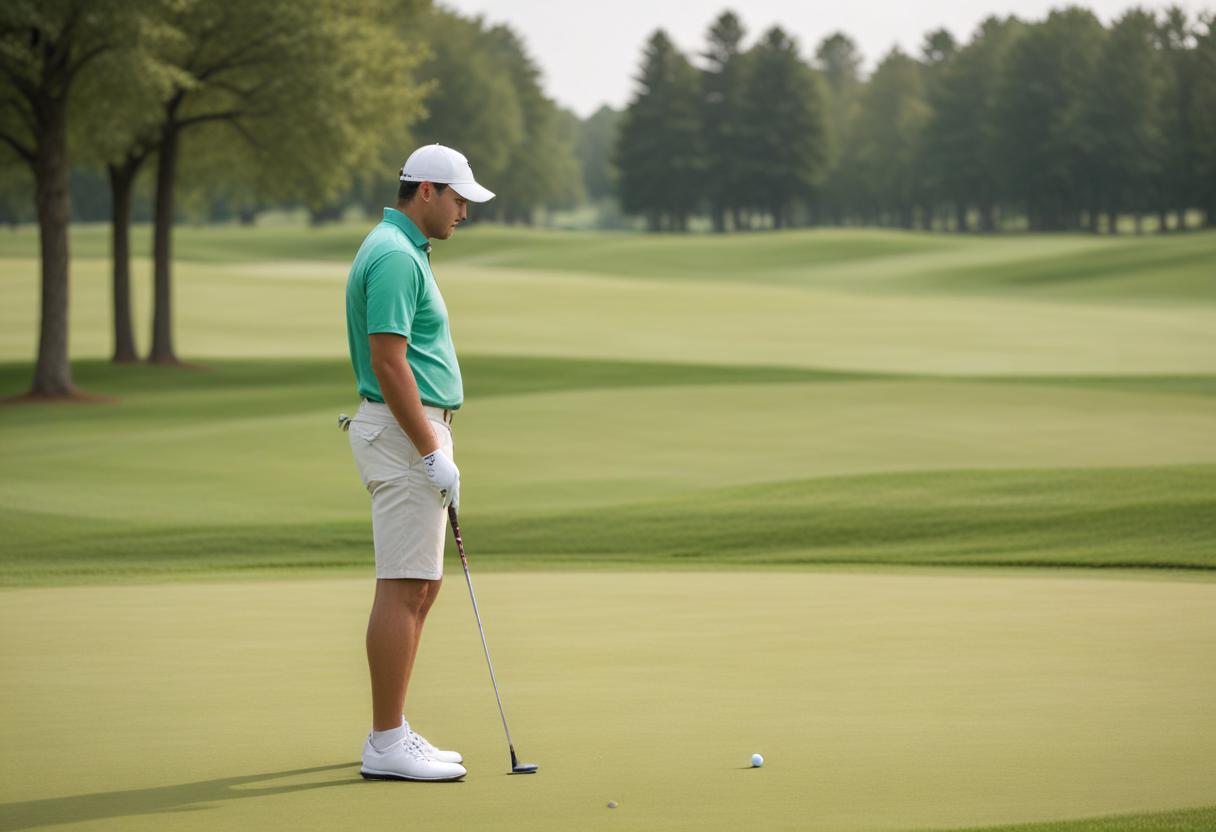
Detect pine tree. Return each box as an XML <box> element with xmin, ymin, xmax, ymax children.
<box><xmin>739</xmin><ymin>27</ymin><xmax>828</xmax><ymax>228</ymax></box>
<box><xmin>615</xmin><ymin>30</ymin><xmax>702</xmax><ymax>231</ymax></box>
<box><xmin>698</xmin><ymin>11</ymin><xmax>749</xmax><ymax>232</ymax></box>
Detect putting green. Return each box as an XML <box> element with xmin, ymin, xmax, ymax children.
<box><xmin>1</xmin><ymin>572</ymin><xmax>1214</xmax><ymax>831</ymax></box>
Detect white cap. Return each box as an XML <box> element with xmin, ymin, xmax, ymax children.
<box><xmin>400</xmin><ymin>143</ymin><xmax>495</xmax><ymax>203</ymax></box>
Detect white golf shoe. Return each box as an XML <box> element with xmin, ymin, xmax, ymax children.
<box><xmin>409</xmin><ymin>726</ymin><xmax>463</xmax><ymax>764</ymax></box>
<box><xmin>360</xmin><ymin>732</ymin><xmax>467</xmax><ymax>782</ymax></box>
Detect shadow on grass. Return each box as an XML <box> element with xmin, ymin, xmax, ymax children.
<box><xmin>0</xmin><ymin>760</ymin><xmax>457</xmax><ymax>830</ymax></box>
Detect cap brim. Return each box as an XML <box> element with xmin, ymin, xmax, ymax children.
<box><xmin>449</xmin><ymin>181</ymin><xmax>495</xmax><ymax>203</ymax></box>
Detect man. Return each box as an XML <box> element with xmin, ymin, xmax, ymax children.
<box><xmin>343</xmin><ymin>144</ymin><xmax>494</xmax><ymax>782</ymax></box>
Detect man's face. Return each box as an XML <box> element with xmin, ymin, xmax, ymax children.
<box><xmin>424</xmin><ymin>183</ymin><xmax>468</xmax><ymax>240</ymax></box>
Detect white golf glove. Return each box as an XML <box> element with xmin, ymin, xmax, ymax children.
<box><xmin>421</xmin><ymin>448</ymin><xmax>460</xmax><ymax>510</ymax></box>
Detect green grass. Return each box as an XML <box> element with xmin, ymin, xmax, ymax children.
<box><xmin>2</xmin><ymin>574</ymin><xmax>1214</xmax><ymax>832</ymax></box>
<box><xmin>929</xmin><ymin>804</ymin><xmax>1216</xmax><ymax>832</ymax></box>
<box><xmin>2</xmin><ymin>222</ymin><xmax>1215</xmax><ymax>831</ymax></box>
<box><xmin>2</xmin><ymin>356</ymin><xmax>1214</xmax><ymax>585</ymax></box>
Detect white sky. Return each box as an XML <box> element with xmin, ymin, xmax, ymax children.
<box><xmin>438</xmin><ymin>0</ymin><xmax>1212</xmax><ymax>118</ymax></box>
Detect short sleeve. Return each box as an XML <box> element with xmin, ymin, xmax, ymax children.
<box><xmin>365</xmin><ymin>250</ymin><xmax>425</xmax><ymax>339</ymax></box>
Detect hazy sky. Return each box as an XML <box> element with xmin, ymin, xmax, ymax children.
<box><xmin>438</xmin><ymin>0</ymin><xmax>1210</xmax><ymax>118</ymax></box>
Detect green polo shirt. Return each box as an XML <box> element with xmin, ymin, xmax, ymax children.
<box><xmin>345</xmin><ymin>208</ymin><xmax>463</xmax><ymax>408</ymax></box>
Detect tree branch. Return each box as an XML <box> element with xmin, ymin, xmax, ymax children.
<box><xmin>175</xmin><ymin>109</ymin><xmax>246</xmax><ymax>129</ymax></box>
<box><xmin>0</xmin><ymin>128</ymin><xmax>35</xmax><ymax>164</ymax></box>
<box><xmin>64</xmin><ymin>40</ymin><xmax>116</xmax><ymax>85</ymax></box>
<box><xmin>0</xmin><ymin>93</ymin><xmax>37</xmax><ymax>133</ymax></box>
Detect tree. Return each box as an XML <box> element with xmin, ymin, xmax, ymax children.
<box><xmin>576</xmin><ymin>105</ymin><xmax>621</xmax><ymax>201</ymax></box>
<box><xmin>923</xmin><ymin>17</ymin><xmax>1023</xmax><ymax>232</ymax></box>
<box><xmin>479</xmin><ymin>24</ymin><xmax>583</xmax><ymax>223</ymax></box>
<box><xmin>1194</xmin><ymin>13</ymin><xmax>1216</xmax><ymax>227</ymax></box>
<box><xmin>814</xmin><ymin>32</ymin><xmax>864</xmax><ymax>225</ymax></box>
<box><xmin>917</xmin><ymin>28</ymin><xmax>957</xmax><ymax>229</ymax></box>
<box><xmin>851</xmin><ymin>49</ymin><xmax>931</xmax><ymax>228</ymax></box>
<box><xmin>996</xmin><ymin>8</ymin><xmax>1106</xmax><ymax>230</ymax></box>
<box><xmin>698</xmin><ymin>11</ymin><xmax>749</xmax><ymax>232</ymax></box>
<box><xmin>1156</xmin><ymin>8</ymin><xmax>1199</xmax><ymax>230</ymax></box>
<box><xmin>141</xmin><ymin>0</ymin><xmax>425</xmax><ymax>364</ymax></box>
<box><xmin>410</xmin><ymin>9</ymin><xmax>525</xmax><ymax>199</ymax></box>
<box><xmin>1087</xmin><ymin>9</ymin><xmax>1165</xmax><ymax>233</ymax></box>
<box><xmin>72</xmin><ymin>13</ymin><xmax>180</xmax><ymax>362</ymax></box>
<box><xmin>615</xmin><ymin>30</ymin><xmax>702</xmax><ymax>231</ymax></box>
<box><xmin>0</xmin><ymin>0</ymin><xmax>152</xmax><ymax>396</ymax></box>
<box><xmin>739</xmin><ymin>27</ymin><xmax>828</xmax><ymax>228</ymax></box>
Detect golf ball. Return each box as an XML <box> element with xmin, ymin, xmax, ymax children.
<box><xmin>607</xmin><ymin>801</ymin><xmax>618</xmax><ymax>809</ymax></box>
<box><xmin>751</xmin><ymin>753</ymin><xmax>764</xmax><ymax>767</ymax></box>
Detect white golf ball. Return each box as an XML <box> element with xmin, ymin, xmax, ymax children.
<box><xmin>751</xmin><ymin>753</ymin><xmax>764</xmax><ymax>767</ymax></box>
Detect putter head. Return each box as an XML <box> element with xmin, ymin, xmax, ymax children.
<box><xmin>509</xmin><ymin>747</ymin><xmax>538</xmax><ymax>774</ymax></box>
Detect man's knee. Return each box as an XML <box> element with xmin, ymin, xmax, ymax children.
<box><xmin>376</xmin><ymin>578</ymin><xmax>434</xmax><ymax>615</ymax></box>
<box><xmin>420</xmin><ymin>578</ymin><xmax>443</xmax><ymax>616</ymax></box>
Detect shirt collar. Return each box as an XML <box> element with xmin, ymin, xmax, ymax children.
<box><xmin>383</xmin><ymin>208</ymin><xmax>431</xmax><ymax>255</ymax></box>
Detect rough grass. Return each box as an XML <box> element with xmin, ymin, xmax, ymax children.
<box><xmin>1</xmin><ymin>357</ymin><xmax>1213</xmax><ymax>585</ymax></box>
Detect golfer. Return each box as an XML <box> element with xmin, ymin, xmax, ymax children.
<box><xmin>343</xmin><ymin>144</ymin><xmax>494</xmax><ymax>781</ymax></box>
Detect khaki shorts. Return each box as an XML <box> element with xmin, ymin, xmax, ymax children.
<box><xmin>347</xmin><ymin>399</ymin><xmax>454</xmax><ymax>580</ymax></box>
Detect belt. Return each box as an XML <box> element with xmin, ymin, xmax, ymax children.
<box><xmin>357</xmin><ymin>397</ymin><xmax>455</xmax><ymax>426</ymax></box>
<box><xmin>424</xmin><ymin>404</ymin><xmax>455</xmax><ymax>425</ymax></box>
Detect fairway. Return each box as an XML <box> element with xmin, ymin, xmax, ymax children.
<box><xmin>1</xmin><ymin>223</ymin><xmax>1214</xmax><ymax>831</ymax></box>
<box><xmin>2</xmin><ymin>572</ymin><xmax>1214</xmax><ymax>832</ymax></box>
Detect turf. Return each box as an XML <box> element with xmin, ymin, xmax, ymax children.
<box><xmin>2</xmin><ymin>223</ymin><xmax>1214</xmax><ymax>831</ymax></box>
<box><xmin>2</xmin><ymin>573</ymin><xmax>1214</xmax><ymax>832</ymax></box>
<box><xmin>2</xmin><ymin>356</ymin><xmax>1215</xmax><ymax>584</ymax></box>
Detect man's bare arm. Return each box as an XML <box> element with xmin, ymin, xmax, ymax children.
<box><xmin>369</xmin><ymin>332</ymin><xmax>440</xmax><ymax>456</ymax></box>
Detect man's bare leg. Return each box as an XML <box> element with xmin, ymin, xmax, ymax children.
<box><xmin>366</xmin><ymin>578</ymin><xmax>436</xmax><ymax>731</ymax></box>
<box><xmin>403</xmin><ymin>578</ymin><xmax>442</xmax><ymax>692</ymax></box>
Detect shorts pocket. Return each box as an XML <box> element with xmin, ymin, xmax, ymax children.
<box><xmin>349</xmin><ymin>420</ymin><xmax>419</xmax><ymax>490</ymax></box>
<box><xmin>353</xmin><ymin>424</ymin><xmax>387</xmax><ymax>444</ymax></box>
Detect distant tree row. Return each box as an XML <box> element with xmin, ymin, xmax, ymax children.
<box><xmin>614</xmin><ymin>7</ymin><xmax>1216</xmax><ymax>232</ymax></box>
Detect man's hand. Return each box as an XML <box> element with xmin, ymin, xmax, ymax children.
<box><xmin>422</xmin><ymin>448</ymin><xmax>460</xmax><ymax>509</ymax></box>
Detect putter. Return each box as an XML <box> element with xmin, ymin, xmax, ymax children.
<box><xmin>448</xmin><ymin>506</ymin><xmax>539</xmax><ymax>775</ymax></box>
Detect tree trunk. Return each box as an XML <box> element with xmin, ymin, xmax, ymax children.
<box><xmin>711</xmin><ymin>204</ymin><xmax>725</xmax><ymax>233</ymax></box>
<box><xmin>108</xmin><ymin>160</ymin><xmax>140</xmax><ymax>363</ymax></box>
<box><xmin>1133</xmin><ymin>213</ymin><xmax>1144</xmax><ymax>235</ymax></box>
<box><xmin>1175</xmin><ymin>208</ymin><xmax>1187</xmax><ymax>232</ymax></box>
<box><xmin>30</xmin><ymin>97</ymin><xmax>76</xmax><ymax>396</ymax></box>
<box><xmin>308</xmin><ymin>204</ymin><xmax>343</xmax><ymax>225</ymax></box>
<box><xmin>955</xmin><ymin>203</ymin><xmax>968</xmax><ymax>233</ymax></box>
<box><xmin>979</xmin><ymin>203</ymin><xmax>995</xmax><ymax>233</ymax></box>
<box><xmin>1087</xmin><ymin>209</ymin><xmax>1099</xmax><ymax>234</ymax></box>
<box><xmin>148</xmin><ymin>122</ymin><xmax>179</xmax><ymax>364</ymax></box>
<box><xmin>1107</xmin><ymin>210</ymin><xmax>1118</xmax><ymax>235</ymax></box>
<box><xmin>1157</xmin><ymin>209</ymin><xmax>1169</xmax><ymax>233</ymax></box>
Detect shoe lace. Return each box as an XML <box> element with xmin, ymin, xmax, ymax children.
<box><xmin>410</xmin><ymin>729</ymin><xmax>439</xmax><ymax>755</ymax></box>
<box><xmin>404</xmin><ymin>731</ymin><xmax>435</xmax><ymax>760</ymax></box>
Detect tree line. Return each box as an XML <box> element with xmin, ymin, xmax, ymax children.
<box><xmin>614</xmin><ymin>7</ymin><xmax>1216</xmax><ymax>232</ymax></box>
<box><xmin>0</xmin><ymin>0</ymin><xmax>581</xmax><ymax>398</ymax></box>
